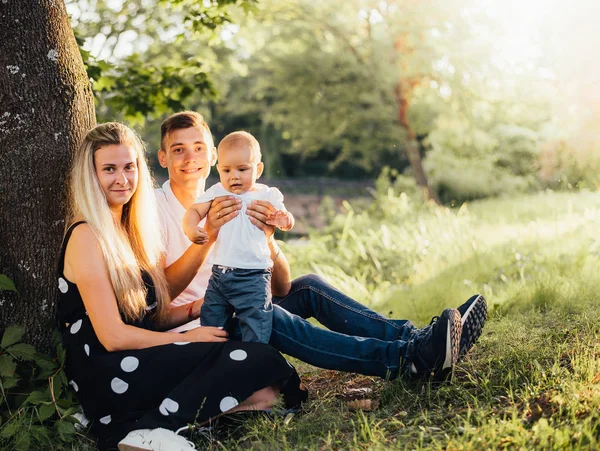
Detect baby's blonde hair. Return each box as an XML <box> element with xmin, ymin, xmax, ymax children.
<box><xmin>218</xmin><ymin>131</ymin><xmax>262</xmax><ymax>164</ymax></box>
<box><xmin>68</xmin><ymin>122</ymin><xmax>170</xmax><ymax>324</ymax></box>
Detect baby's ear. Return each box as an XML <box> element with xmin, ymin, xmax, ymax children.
<box><xmin>256</xmin><ymin>162</ymin><xmax>264</xmax><ymax>179</ymax></box>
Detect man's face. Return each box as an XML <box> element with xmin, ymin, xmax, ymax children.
<box><xmin>158</xmin><ymin>127</ymin><xmax>216</xmax><ymax>191</ymax></box>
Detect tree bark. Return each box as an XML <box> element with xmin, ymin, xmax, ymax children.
<box><xmin>393</xmin><ymin>80</ymin><xmax>441</xmax><ymax>204</ymax></box>
<box><xmin>0</xmin><ymin>0</ymin><xmax>96</xmax><ymax>351</ymax></box>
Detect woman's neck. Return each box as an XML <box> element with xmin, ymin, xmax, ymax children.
<box><xmin>110</xmin><ymin>205</ymin><xmax>123</xmax><ymax>223</ymax></box>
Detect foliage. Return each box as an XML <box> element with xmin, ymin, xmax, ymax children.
<box><xmin>68</xmin><ymin>0</ymin><xmax>600</xmax><ymax>193</ymax></box>
<box><xmin>0</xmin><ymin>327</ymin><xmax>85</xmax><ymax>450</ymax></box>
<box><xmin>68</xmin><ymin>0</ymin><xmax>255</xmax><ymax>123</ymax></box>
<box><xmin>0</xmin><ymin>275</ymin><xmax>16</xmax><ymax>293</ymax></box>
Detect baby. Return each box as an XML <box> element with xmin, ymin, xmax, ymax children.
<box><xmin>183</xmin><ymin>131</ymin><xmax>294</xmax><ymax>343</ymax></box>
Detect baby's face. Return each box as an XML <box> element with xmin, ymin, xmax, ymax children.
<box><xmin>217</xmin><ymin>144</ymin><xmax>263</xmax><ymax>194</ymax></box>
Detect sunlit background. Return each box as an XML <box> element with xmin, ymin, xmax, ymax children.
<box><xmin>66</xmin><ymin>0</ymin><xmax>600</xmax><ymax>208</ymax></box>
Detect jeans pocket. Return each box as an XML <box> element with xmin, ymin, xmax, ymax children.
<box><xmin>262</xmin><ymin>300</ymin><xmax>273</xmax><ymax>313</ymax></box>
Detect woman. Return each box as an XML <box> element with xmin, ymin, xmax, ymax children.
<box><xmin>56</xmin><ymin>122</ymin><xmax>306</xmax><ymax>450</ymax></box>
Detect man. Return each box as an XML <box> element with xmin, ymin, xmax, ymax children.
<box><xmin>155</xmin><ymin>111</ymin><xmax>487</xmax><ymax>380</ymax></box>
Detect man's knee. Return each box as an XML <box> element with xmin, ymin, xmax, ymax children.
<box><xmin>291</xmin><ymin>273</ymin><xmax>328</xmax><ymax>290</ymax></box>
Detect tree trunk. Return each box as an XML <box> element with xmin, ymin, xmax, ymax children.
<box><xmin>393</xmin><ymin>82</ymin><xmax>440</xmax><ymax>205</ymax></box>
<box><xmin>0</xmin><ymin>0</ymin><xmax>96</xmax><ymax>351</ymax></box>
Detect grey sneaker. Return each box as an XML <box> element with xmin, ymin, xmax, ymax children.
<box><xmin>457</xmin><ymin>294</ymin><xmax>487</xmax><ymax>358</ymax></box>
<box><xmin>403</xmin><ymin>308</ymin><xmax>462</xmax><ymax>381</ymax></box>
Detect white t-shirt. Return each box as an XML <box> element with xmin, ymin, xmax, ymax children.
<box><xmin>155</xmin><ymin>181</ymin><xmax>214</xmax><ymax>306</ymax></box>
<box><xmin>194</xmin><ymin>183</ymin><xmax>285</xmax><ymax>269</ymax></box>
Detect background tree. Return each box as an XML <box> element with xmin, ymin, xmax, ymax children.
<box><xmin>0</xmin><ymin>0</ymin><xmax>253</xmax><ymax>349</ymax></box>
<box><xmin>0</xmin><ymin>0</ymin><xmax>96</xmax><ymax>348</ymax></box>
<box><xmin>216</xmin><ymin>0</ymin><xmax>558</xmax><ymax>202</ymax></box>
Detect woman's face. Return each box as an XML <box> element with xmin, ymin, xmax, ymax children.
<box><xmin>94</xmin><ymin>144</ymin><xmax>139</xmax><ymax>211</ymax></box>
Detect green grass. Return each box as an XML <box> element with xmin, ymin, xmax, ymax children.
<box><xmin>36</xmin><ymin>189</ymin><xmax>600</xmax><ymax>450</ymax></box>
<box><xmin>196</xmin><ymin>189</ymin><xmax>600</xmax><ymax>450</ymax></box>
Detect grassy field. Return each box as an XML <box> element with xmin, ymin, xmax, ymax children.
<box><xmin>192</xmin><ymin>189</ymin><xmax>600</xmax><ymax>450</ymax></box>
<box><xmin>13</xmin><ymin>189</ymin><xmax>600</xmax><ymax>450</ymax></box>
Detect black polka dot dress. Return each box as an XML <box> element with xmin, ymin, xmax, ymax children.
<box><xmin>56</xmin><ymin>222</ymin><xmax>306</xmax><ymax>450</ymax></box>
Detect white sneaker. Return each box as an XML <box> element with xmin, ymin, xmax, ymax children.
<box><xmin>118</xmin><ymin>427</ymin><xmax>196</xmax><ymax>451</ymax></box>
<box><xmin>72</xmin><ymin>412</ymin><xmax>90</xmax><ymax>431</ymax></box>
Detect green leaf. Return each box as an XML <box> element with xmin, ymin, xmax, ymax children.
<box><xmin>38</xmin><ymin>403</ymin><xmax>56</xmax><ymax>421</ymax></box>
<box><xmin>14</xmin><ymin>431</ymin><xmax>30</xmax><ymax>451</ymax></box>
<box><xmin>7</xmin><ymin>343</ymin><xmax>36</xmax><ymax>361</ymax></box>
<box><xmin>33</xmin><ymin>353</ymin><xmax>57</xmax><ymax>380</ymax></box>
<box><xmin>34</xmin><ymin>353</ymin><xmax>57</xmax><ymax>371</ymax></box>
<box><xmin>25</xmin><ymin>390</ymin><xmax>50</xmax><ymax>405</ymax></box>
<box><xmin>0</xmin><ymin>275</ymin><xmax>16</xmax><ymax>292</ymax></box>
<box><xmin>0</xmin><ymin>421</ymin><xmax>18</xmax><ymax>438</ymax></box>
<box><xmin>0</xmin><ymin>354</ymin><xmax>16</xmax><ymax>377</ymax></box>
<box><xmin>55</xmin><ymin>419</ymin><xmax>76</xmax><ymax>441</ymax></box>
<box><xmin>62</xmin><ymin>406</ymin><xmax>80</xmax><ymax>419</ymax></box>
<box><xmin>29</xmin><ymin>425</ymin><xmax>51</xmax><ymax>446</ymax></box>
<box><xmin>56</xmin><ymin>345</ymin><xmax>66</xmax><ymax>366</ymax></box>
<box><xmin>1</xmin><ymin>325</ymin><xmax>24</xmax><ymax>348</ymax></box>
<box><xmin>2</xmin><ymin>376</ymin><xmax>19</xmax><ymax>390</ymax></box>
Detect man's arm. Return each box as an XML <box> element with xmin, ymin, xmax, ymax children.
<box><xmin>247</xmin><ymin>200</ymin><xmax>292</xmax><ymax>297</ymax></box>
<box><xmin>164</xmin><ymin>196</ymin><xmax>242</xmax><ymax>300</ymax></box>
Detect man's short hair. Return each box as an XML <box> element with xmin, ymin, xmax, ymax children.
<box><xmin>160</xmin><ymin>111</ymin><xmax>213</xmax><ymax>150</ymax></box>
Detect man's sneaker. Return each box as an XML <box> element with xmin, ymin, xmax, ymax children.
<box><xmin>457</xmin><ymin>294</ymin><xmax>487</xmax><ymax>359</ymax></box>
<box><xmin>118</xmin><ymin>428</ymin><xmax>196</xmax><ymax>451</ymax></box>
<box><xmin>403</xmin><ymin>308</ymin><xmax>462</xmax><ymax>381</ymax></box>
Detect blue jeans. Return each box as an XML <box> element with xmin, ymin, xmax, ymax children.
<box><xmin>231</xmin><ymin>274</ymin><xmax>416</xmax><ymax>379</ymax></box>
<box><xmin>202</xmin><ymin>266</ymin><xmax>273</xmax><ymax>343</ymax></box>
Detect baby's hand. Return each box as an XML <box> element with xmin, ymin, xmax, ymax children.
<box><xmin>186</xmin><ymin>226</ymin><xmax>209</xmax><ymax>245</ymax></box>
<box><xmin>266</xmin><ymin>210</ymin><xmax>294</xmax><ymax>231</ymax></box>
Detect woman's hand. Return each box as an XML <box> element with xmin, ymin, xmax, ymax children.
<box><xmin>183</xmin><ymin>326</ymin><xmax>229</xmax><ymax>343</ymax></box>
<box><xmin>246</xmin><ymin>200</ymin><xmax>276</xmax><ymax>240</ymax></box>
<box><xmin>204</xmin><ymin>196</ymin><xmax>242</xmax><ymax>241</ymax></box>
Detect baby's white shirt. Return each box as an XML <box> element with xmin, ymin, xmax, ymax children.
<box><xmin>194</xmin><ymin>182</ymin><xmax>286</xmax><ymax>269</ymax></box>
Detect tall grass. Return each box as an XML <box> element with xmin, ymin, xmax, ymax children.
<box><xmin>216</xmin><ymin>188</ymin><xmax>600</xmax><ymax>450</ymax></box>
<box><xmin>285</xmin><ymin>189</ymin><xmax>600</xmax><ymax>324</ymax></box>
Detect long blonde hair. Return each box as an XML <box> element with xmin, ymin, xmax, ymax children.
<box><xmin>68</xmin><ymin>122</ymin><xmax>170</xmax><ymax>324</ymax></box>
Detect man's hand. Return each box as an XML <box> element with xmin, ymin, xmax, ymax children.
<box><xmin>205</xmin><ymin>196</ymin><xmax>242</xmax><ymax>241</ymax></box>
<box><xmin>185</xmin><ymin>226</ymin><xmax>209</xmax><ymax>245</ymax></box>
<box><xmin>266</xmin><ymin>210</ymin><xmax>294</xmax><ymax>231</ymax></box>
<box><xmin>246</xmin><ymin>200</ymin><xmax>277</xmax><ymax>239</ymax></box>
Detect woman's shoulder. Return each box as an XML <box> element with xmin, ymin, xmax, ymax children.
<box><xmin>67</xmin><ymin>220</ymin><xmax>94</xmax><ymax>241</ymax></box>
<box><xmin>65</xmin><ymin>222</ymin><xmax>102</xmax><ymax>259</ymax></box>
<box><xmin>63</xmin><ymin>221</ymin><xmax>105</xmax><ymax>283</ymax></box>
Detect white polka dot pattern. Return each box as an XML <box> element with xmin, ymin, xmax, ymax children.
<box><xmin>84</xmin><ymin>344</ymin><xmax>90</xmax><ymax>356</ymax></box>
<box><xmin>99</xmin><ymin>415</ymin><xmax>111</xmax><ymax>425</ymax></box>
<box><xmin>69</xmin><ymin>380</ymin><xmax>79</xmax><ymax>392</ymax></box>
<box><xmin>229</xmin><ymin>349</ymin><xmax>247</xmax><ymax>361</ymax></box>
<box><xmin>58</xmin><ymin>277</ymin><xmax>68</xmax><ymax>293</ymax></box>
<box><xmin>174</xmin><ymin>342</ymin><xmax>191</xmax><ymax>345</ymax></box>
<box><xmin>120</xmin><ymin>356</ymin><xmax>139</xmax><ymax>373</ymax></box>
<box><xmin>110</xmin><ymin>377</ymin><xmax>129</xmax><ymax>394</ymax></box>
<box><xmin>159</xmin><ymin>398</ymin><xmax>179</xmax><ymax>416</ymax></box>
<box><xmin>70</xmin><ymin>319</ymin><xmax>82</xmax><ymax>334</ymax></box>
<box><xmin>219</xmin><ymin>396</ymin><xmax>239</xmax><ymax>412</ymax></box>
